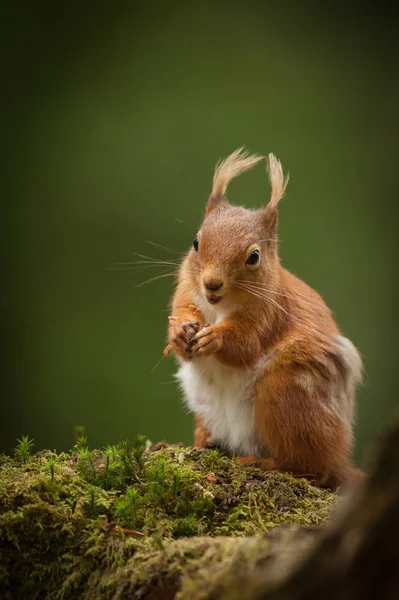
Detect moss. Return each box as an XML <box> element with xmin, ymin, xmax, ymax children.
<box><xmin>0</xmin><ymin>439</ymin><xmax>336</xmax><ymax>599</ymax></box>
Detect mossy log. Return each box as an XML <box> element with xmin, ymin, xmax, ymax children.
<box><xmin>1</xmin><ymin>421</ymin><xmax>398</xmax><ymax>600</ymax></box>
<box><xmin>0</xmin><ymin>437</ymin><xmax>334</xmax><ymax>599</ymax></box>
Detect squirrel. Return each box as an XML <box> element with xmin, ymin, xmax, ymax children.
<box><xmin>166</xmin><ymin>148</ymin><xmax>363</xmax><ymax>489</ymax></box>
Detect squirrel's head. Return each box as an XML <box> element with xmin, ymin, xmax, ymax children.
<box><xmin>188</xmin><ymin>148</ymin><xmax>289</xmax><ymax>307</ymax></box>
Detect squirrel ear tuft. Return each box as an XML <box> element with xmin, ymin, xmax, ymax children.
<box><xmin>206</xmin><ymin>147</ymin><xmax>264</xmax><ymax>214</ymax></box>
<box><xmin>266</xmin><ymin>153</ymin><xmax>289</xmax><ymax>207</ymax></box>
<box><xmin>261</xmin><ymin>153</ymin><xmax>289</xmax><ymax>229</ymax></box>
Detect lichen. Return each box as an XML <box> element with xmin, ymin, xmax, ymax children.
<box><xmin>0</xmin><ymin>437</ymin><xmax>336</xmax><ymax>599</ymax></box>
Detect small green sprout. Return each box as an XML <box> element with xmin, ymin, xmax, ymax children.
<box><xmin>182</xmin><ymin>514</ymin><xmax>198</xmax><ymax>536</ymax></box>
<box><xmin>135</xmin><ymin>433</ymin><xmax>147</xmax><ymax>447</ymax></box>
<box><xmin>102</xmin><ymin>446</ymin><xmax>114</xmax><ymax>490</ymax></box>
<box><xmin>76</xmin><ymin>435</ymin><xmax>89</xmax><ymax>452</ymax></box>
<box><xmin>14</xmin><ymin>435</ymin><xmax>34</xmax><ymax>463</ymax></box>
<box><xmin>77</xmin><ymin>447</ymin><xmax>96</xmax><ymax>483</ymax></box>
<box><xmin>151</xmin><ymin>483</ymin><xmax>168</xmax><ymax>507</ymax></box>
<box><xmin>47</xmin><ymin>457</ymin><xmax>56</xmax><ymax>482</ymax></box>
<box><xmin>115</xmin><ymin>498</ymin><xmax>128</xmax><ymax>521</ymax></box>
<box><xmin>119</xmin><ymin>440</ymin><xmax>136</xmax><ymax>479</ymax></box>
<box><xmin>83</xmin><ymin>486</ymin><xmax>98</xmax><ymax>516</ymax></box>
<box><xmin>103</xmin><ymin>444</ymin><xmax>118</xmax><ymax>458</ymax></box>
<box><xmin>77</xmin><ymin>446</ymin><xmax>89</xmax><ymax>460</ymax></box>
<box><xmin>127</xmin><ymin>487</ymin><xmax>139</xmax><ymax>504</ymax></box>
<box><xmin>132</xmin><ymin>434</ymin><xmax>147</xmax><ymax>469</ymax></box>
<box><xmin>149</xmin><ymin>459</ymin><xmax>169</xmax><ymax>507</ymax></box>
<box><xmin>127</xmin><ymin>487</ymin><xmax>140</xmax><ymax>523</ymax></box>
<box><xmin>152</xmin><ymin>458</ymin><xmax>166</xmax><ymax>485</ymax></box>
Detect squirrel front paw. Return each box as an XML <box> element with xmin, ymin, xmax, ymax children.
<box><xmin>189</xmin><ymin>325</ymin><xmax>223</xmax><ymax>358</ymax></box>
<box><xmin>169</xmin><ymin>319</ymin><xmax>201</xmax><ymax>360</ymax></box>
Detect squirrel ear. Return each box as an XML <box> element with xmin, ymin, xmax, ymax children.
<box><xmin>262</xmin><ymin>203</ymin><xmax>279</xmax><ymax>230</ymax></box>
<box><xmin>206</xmin><ymin>147</ymin><xmax>263</xmax><ymax>214</ymax></box>
<box><xmin>261</xmin><ymin>153</ymin><xmax>289</xmax><ymax>229</ymax></box>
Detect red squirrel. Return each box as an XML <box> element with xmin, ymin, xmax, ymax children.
<box><xmin>166</xmin><ymin>148</ymin><xmax>363</xmax><ymax>489</ymax></box>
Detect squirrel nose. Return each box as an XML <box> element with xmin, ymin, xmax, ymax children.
<box><xmin>204</xmin><ymin>279</ymin><xmax>223</xmax><ymax>292</ymax></box>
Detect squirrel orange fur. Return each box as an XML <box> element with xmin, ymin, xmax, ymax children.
<box><xmin>167</xmin><ymin>148</ymin><xmax>363</xmax><ymax>489</ymax></box>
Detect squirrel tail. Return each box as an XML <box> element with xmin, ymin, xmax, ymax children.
<box><xmin>318</xmin><ymin>464</ymin><xmax>365</xmax><ymax>491</ymax></box>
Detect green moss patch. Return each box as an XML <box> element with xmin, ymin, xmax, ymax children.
<box><xmin>0</xmin><ymin>437</ymin><xmax>336</xmax><ymax>599</ymax></box>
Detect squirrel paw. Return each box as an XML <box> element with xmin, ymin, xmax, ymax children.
<box><xmin>189</xmin><ymin>325</ymin><xmax>223</xmax><ymax>358</ymax></box>
<box><xmin>169</xmin><ymin>320</ymin><xmax>200</xmax><ymax>359</ymax></box>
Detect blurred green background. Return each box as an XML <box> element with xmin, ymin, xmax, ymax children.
<box><xmin>1</xmin><ymin>2</ymin><xmax>397</xmax><ymax>463</ymax></box>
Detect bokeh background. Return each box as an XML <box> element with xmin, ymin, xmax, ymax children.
<box><xmin>2</xmin><ymin>2</ymin><xmax>397</xmax><ymax>464</ymax></box>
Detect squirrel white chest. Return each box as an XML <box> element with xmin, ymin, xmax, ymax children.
<box><xmin>177</xmin><ymin>358</ymin><xmax>262</xmax><ymax>456</ymax></box>
<box><xmin>175</xmin><ymin>297</ymin><xmax>264</xmax><ymax>457</ymax></box>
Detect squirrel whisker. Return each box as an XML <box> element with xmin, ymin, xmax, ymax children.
<box><xmin>145</xmin><ymin>240</ymin><xmax>186</xmax><ymax>256</ymax></box>
<box><xmin>108</xmin><ymin>264</ymin><xmax>158</xmax><ymax>273</ymax></box>
<box><xmin>235</xmin><ymin>280</ymin><xmax>324</xmax><ymax>310</ymax></box>
<box><xmin>238</xmin><ymin>278</ymin><xmax>326</xmax><ymax>303</ymax></box>
<box><xmin>115</xmin><ymin>263</ymin><xmax>180</xmax><ymax>270</ymax></box>
<box><xmin>133</xmin><ymin>255</ymin><xmax>182</xmax><ymax>266</ymax></box>
<box><xmin>116</xmin><ymin>260</ymin><xmax>180</xmax><ymax>267</ymax></box>
<box><xmin>151</xmin><ymin>354</ymin><xmax>165</xmax><ymax>373</ymax></box>
<box><xmin>236</xmin><ymin>283</ymin><xmax>290</xmax><ymax>315</ymax></box>
<box><xmin>135</xmin><ymin>267</ymin><xmax>202</xmax><ymax>289</ymax></box>
<box><xmin>118</xmin><ymin>260</ymin><xmax>201</xmax><ymax>275</ymax></box>
<box><xmin>120</xmin><ymin>253</ymin><xmax>203</xmax><ymax>276</ymax></box>
<box><xmin>134</xmin><ymin>272</ymin><xmax>178</xmax><ymax>289</ymax></box>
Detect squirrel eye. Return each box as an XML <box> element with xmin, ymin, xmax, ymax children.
<box><xmin>246</xmin><ymin>249</ymin><xmax>260</xmax><ymax>265</ymax></box>
<box><xmin>193</xmin><ymin>236</ymin><xmax>199</xmax><ymax>251</ymax></box>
